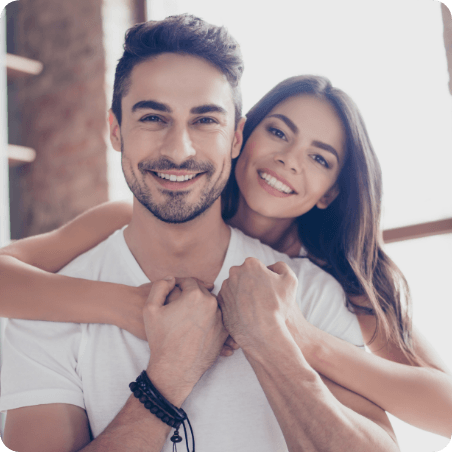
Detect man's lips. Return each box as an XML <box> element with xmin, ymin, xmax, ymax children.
<box><xmin>147</xmin><ymin>170</ymin><xmax>204</xmax><ymax>189</ymax></box>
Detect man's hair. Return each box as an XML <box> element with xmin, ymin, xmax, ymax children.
<box><xmin>112</xmin><ymin>14</ymin><xmax>244</xmax><ymax>127</ymax></box>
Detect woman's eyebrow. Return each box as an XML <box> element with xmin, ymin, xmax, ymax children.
<box><xmin>267</xmin><ymin>114</ymin><xmax>298</xmax><ymax>134</ymax></box>
<box><xmin>312</xmin><ymin>141</ymin><xmax>340</xmax><ymax>161</ymax></box>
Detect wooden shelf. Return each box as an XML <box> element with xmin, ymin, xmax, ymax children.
<box><xmin>8</xmin><ymin>144</ymin><xmax>36</xmax><ymax>166</ymax></box>
<box><xmin>383</xmin><ymin>218</ymin><xmax>452</xmax><ymax>243</ymax></box>
<box><xmin>6</xmin><ymin>53</ymin><xmax>43</xmax><ymax>80</ymax></box>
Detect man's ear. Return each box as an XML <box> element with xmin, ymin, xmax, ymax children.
<box><xmin>231</xmin><ymin>117</ymin><xmax>246</xmax><ymax>159</ymax></box>
<box><xmin>316</xmin><ymin>185</ymin><xmax>340</xmax><ymax>209</ymax></box>
<box><xmin>109</xmin><ymin>110</ymin><xmax>121</xmax><ymax>153</ymax></box>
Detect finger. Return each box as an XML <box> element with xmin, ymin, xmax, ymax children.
<box><xmin>224</xmin><ymin>335</ymin><xmax>239</xmax><ymax>350</ymax></box>
<box><xmin>173</xmin><ymin>277</ymin><xmax>200</xmax><ymax>292</ymax></box>
<box><xmin>165</xmin><ymin>285</ymin><xmax>182</xmax><ymax>305</ymax></box>
<box><xmin>220</xmin><ymin>346</ymin><xmax>234</xmax><ymax>357</ymax></box>
<box><xmin>216</xmin><ymin>291</ymin><xmax>225</xmax><ymax>311</ymax></box>
<box><xmin>192</xmin><ymin>278</ymin><xmax>214</xmax><ymax>291</ymax></box>
<box><xmin>267</xmin><ymin>261</ymin><xmax>290</xmax><ymax>276</ymax></box>
<box><xmin>145</xmin><ymin>276</ymin><xmax>176</xmax><ymax>308</ymax></box>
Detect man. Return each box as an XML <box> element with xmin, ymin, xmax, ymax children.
<box><xmin>0</xmin><ymin>14</ymin><xmax>399</xmax><ymax>452</ymax></box>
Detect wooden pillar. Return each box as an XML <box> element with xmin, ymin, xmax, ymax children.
<box><xmin>16</xmin><ymin>0</ymin><xmax>108</xmax><ymax>236</ymax></box>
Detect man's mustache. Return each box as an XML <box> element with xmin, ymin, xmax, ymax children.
<box><xmin>138</xmin><ymin>158</ymin><xmax>215</xmax><ymax>173</ymax></box>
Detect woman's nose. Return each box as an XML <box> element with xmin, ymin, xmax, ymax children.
<box><xmin>274</xmin><ymin>147</ymin><xmax>301</xmax><ymax>174</ymax></box>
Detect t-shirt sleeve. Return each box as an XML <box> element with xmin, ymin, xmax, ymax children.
<box><xmin>294</xmin><ymin>259</ymin><xmax>364</xmax><ymax>348</ymax></box>
<box><xmin>0</xmin><ymin>319</ymin><xmax>85</xmax><ymax>412</ymax></box>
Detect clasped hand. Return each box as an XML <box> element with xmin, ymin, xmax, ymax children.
<box><xmin>143</xmin><ymin>259</ymin><xmax>301</xmax><ymax>394</ymax></box>
<box><xmin>217</xmin><ymin>258</ymin><xmax>300</xmax><ymax>351</ymax></box>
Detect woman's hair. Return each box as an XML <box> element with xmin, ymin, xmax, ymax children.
<box><xmin>222</xmin><ymin>75</ymin><xmax>419</xmax><ymax>364</ymax></box>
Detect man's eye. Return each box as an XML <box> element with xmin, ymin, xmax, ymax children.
<box><xmin>267</xmin><ymin>127</ymin><xmax>286</xmax><ymax>140</ymax></box>
<box><xmin>141</xmin><ymin>115</ymin><xmax>163</xmax><ymax>122</ymax></box>
<box><xmin>196</xmin><ymin>117</ymin><xmax>217</xmax><ymax>124</ymax></box>
<box><xmin>311</xmin><ymin>154</ymin><xmax>330</xmax><ymax>168</ymax></box>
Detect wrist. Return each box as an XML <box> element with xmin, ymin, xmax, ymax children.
<box><xmin>240</xmin><ymin>320</ymin><xmax>293</xmax><ymax>360</ymax></box>
<box><xmin>146</xmin><ymin>363</ymin><xmax>193</xmax><ymax>408</ymax></box>
<box><xmin>290</xmin><ymin>320</ymin><xmax>331</xmax><ymax>373</ymax></box>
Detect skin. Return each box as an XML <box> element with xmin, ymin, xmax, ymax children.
<box><xmin>2</xmin><ymin>53</ymin><xmax>401</xmax><ymax>452</ymax></box>
<box><xmin>230</xmin><ymin>94</ymin><xmax>344</xmax><ymax>254</ymax></box>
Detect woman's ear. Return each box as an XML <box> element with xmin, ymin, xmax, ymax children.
<box><xmin>109</xmin><ymin>110</ymin><xmax>121</xmax><ymax>152</ymax></box>
<box><xmin>316</xmin><ymin>185</ymin><xmax>340</xmax><ymax>209</ymax></box>
<box><xmin>231</xmin><ymin>117</ymin><xmax>246</xmax><ymax>159</ymax></box>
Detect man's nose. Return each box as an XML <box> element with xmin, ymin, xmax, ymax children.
<box><xmin>160</xmin><ymin>125</ymin><xmax>196</xmax><ymax>164</ymax></box>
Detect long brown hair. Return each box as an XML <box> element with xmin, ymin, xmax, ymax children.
<box><xmin>222</xmin><ymin>75</ymin><xmax>419</xmax><ymax>364</ymax></box>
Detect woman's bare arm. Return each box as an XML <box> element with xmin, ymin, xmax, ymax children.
<box><xmin>0</xmin><ymin>201</ymin><xmax>147</xmax><ymax>338</ymax></box>
<box><xmin>292</xmin><ymin>313</ymin><xmax>452</xmax><ymax>437</ymax></box>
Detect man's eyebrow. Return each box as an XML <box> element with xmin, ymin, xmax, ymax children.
<box><xmin>131</xmin><ymin>100</ymin><xmax>171</xmax><ymax>113</ymax></box>
<box><xmin>312</xmin><ymin>141</ymin><xmax>340</xmax><ymax>161</ymax></box>
<box><xmin>190</xmin><ymin>104</ymin><xmax>227</xmax><ymax>115</ymax></box>
<box><xmin>267</xmin><ymin>114</ymin><xmax>298</xmax><ymax>134</ymax></box>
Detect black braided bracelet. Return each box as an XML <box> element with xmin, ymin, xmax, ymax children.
<box><xmin>130</xmin><ymin>371</ymin><xmax>195</xmax><ymax>452</ymax></box>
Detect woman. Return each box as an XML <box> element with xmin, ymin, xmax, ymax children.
<box><xmin>1</xmin><ymin>75</ymin><xmax>451</xmax><ymax>437</ymax></box>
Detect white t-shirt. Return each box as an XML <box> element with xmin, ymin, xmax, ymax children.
<box><xmin>0</xmin><ymin>227</ymin><xmax>363</xmax><ymax>452</ymax></box>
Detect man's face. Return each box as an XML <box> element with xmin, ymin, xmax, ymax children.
<box><xmin>110</xmin><ymin>53</ymin><xmax>244</xmax><ymax>223</ymax></box>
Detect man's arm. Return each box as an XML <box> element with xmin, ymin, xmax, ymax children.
<box><xmin>3</xmin><ymin>277</ymin><xmax>228</xmax><ymax>452</ymax></box>
<box><xmin>218</xmin><ymin>258</ymin><xmax>399</xmax><ymax>452</ymax></box>
<box><xmin>3</xmin><ymin>394</ymin><xmax>178</xmax><ymax>452</ymax></box>
<box><xmin>241</xmin><ymin>326</ymin><xmax>398</xmax><ymax>452</ymax></box>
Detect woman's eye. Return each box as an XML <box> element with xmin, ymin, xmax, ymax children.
<box><xmin>268</xmin><ymin>127</ymin><xmax>286</xmax><ymax>140</ymax></box>
<box><xmin>311</xmin><ymin>154</ymin><xmax>330</xmax><ymax>168</ymax></box>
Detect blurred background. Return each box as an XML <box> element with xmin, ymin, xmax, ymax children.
<box><xmin>1</xmin><ymin>0</ymin><xmax>451</xmax><ymax>450</ymax></box>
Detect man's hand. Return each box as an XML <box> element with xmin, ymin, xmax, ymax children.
<box><xmin>144</xmin><ymin>277</ymin><xmax>229</xmax><ymax>406</ymax></box>
<box><xmin>217</xmin><ymin>258</ymin><xmax>301</xmax><ymax>350</ymax></box>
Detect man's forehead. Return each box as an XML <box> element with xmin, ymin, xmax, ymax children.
<box><xmin>123</xmin><ymin>53</ymin><xmax>234</xmax><ymax>114</ymax></box>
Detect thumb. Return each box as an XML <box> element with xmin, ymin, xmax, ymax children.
<box><xmin>145</xmin><ymin>276</ymin><xmax>176</xmax><ymax>308</ymax></box>
<box><xmin>267</xmin><ymin>261</ymin><xmax>289</xmax><ymax>276</ymax></box>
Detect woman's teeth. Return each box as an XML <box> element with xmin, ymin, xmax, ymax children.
<box><xmin>156</xmin><ymin>172</ymin><xmax>197</xmax><ymax>182</ymax></box>
<box><xmin>259</xmin><ymin>171</ymin><xmax>293</xmax><ymax>194</ymax></box>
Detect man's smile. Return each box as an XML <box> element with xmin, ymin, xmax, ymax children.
<box><xmin>147</xmin><ymin>170</ymin><xmax>205</xmax><ymax>190</ymax></box>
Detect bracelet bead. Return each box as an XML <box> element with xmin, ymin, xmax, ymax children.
<box><xmin>130</xmin><ymin>371</ymin><xmax>194</xmax><ymax>451</ymax></box>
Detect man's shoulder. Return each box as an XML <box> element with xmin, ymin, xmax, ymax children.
<box><xmin>230</xmin><ymin>228</ymin><xmax>362</xmax><ymax>346</ymax></box>
<box><xmin>58</xmin><ymin>228</ymin><xmax>147</xmax><ymax>286</ymax></box>
<box><xmin>231</xmin><ymin>227</ymin><xmax>336</xmax><ymax>281</ymax></box>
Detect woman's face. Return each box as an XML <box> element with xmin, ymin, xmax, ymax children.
<box><xmin>235</xmin><ymin>94</ymin><xmax>347</xmax><ymax>220</ymax></box>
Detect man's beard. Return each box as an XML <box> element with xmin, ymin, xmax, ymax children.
<box><xmin>121</xmin><ymin>140</ymin><xmax>231</xmax><ymax>224</ymax></box>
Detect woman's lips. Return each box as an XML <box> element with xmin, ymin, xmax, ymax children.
<box><xmin>257</xmin><ymin>171</ymin><xmax>295</xmax><ymax>198</ymax></box>
<box><xmin>257</xmin><ymin>168</ymin><xmax>297</xmax><ymax>194</ymax></box>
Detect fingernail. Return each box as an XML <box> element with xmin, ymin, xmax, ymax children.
<box><xmin>163</xmin><ymin>276</ymin><xmax>174</xmax><ymax>281</ymax></box>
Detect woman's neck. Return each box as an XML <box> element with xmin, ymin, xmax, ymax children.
<box><xmin>228</xmin><ymin>195</ymin><xmax>301</xmax><ymax>256</ymax></box>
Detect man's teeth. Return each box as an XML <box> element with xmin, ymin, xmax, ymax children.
<box><xmin>156</xmin><ymin>172</ymin><xmax>197</xmax><ymax>182</ymax></box>
<box><xmin>259</xmin><ymin>172</ymin><xmax>293</xmax><ymax>194</ymax></box>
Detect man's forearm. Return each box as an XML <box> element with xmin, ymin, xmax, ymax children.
<box><xmin>80</xmin><ymin>395</ymin><xmax>172</xmax><ymax>452</ymax></box>
<box><xmin>241</xmin><ymin>325</ymin><xmax>399</xmax><ymax>452</ymax></box>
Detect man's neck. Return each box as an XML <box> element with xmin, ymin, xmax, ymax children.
<box><xmin>123</xmin><ymin>198</ymin><xmax>231</xmax><ymax>284</ymax></box>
